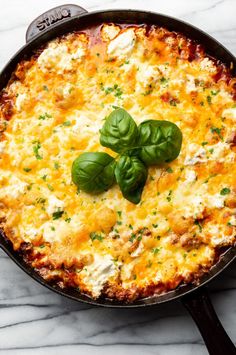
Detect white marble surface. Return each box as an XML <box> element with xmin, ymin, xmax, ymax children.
<box><xmin>0</xmin><ymin>0</ymin><xmax>235</xmax><ymax>354</ymax></box>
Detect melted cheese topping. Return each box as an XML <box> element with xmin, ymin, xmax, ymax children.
<box><xmin>0</xmin><ymin>24</ymin><xmax>235</xmax><ymax>301</ymax></box>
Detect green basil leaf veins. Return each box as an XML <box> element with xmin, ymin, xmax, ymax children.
<box><xmin>115</xmin><ymin>155</ymin><xmax>147</xmax><ymax>204</ymax></box>
<box><xmin>137</xmin><ymin>120</ymin><xmax>182</xmax><ymax>165</ymax></box>
<box><xmin>100</xmin><ymin>108</ymin><xmax>138</xmax><ymax>153</ymax></box>
<box><xmin>71</xmin><ymin>152</ymin><xmax>116</xmax><ymax>194</ymax></box>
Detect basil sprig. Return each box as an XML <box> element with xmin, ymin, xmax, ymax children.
<box><xmin>100</xmin><ymin>108</ymin><xmax>138</xmax><ymax>153</ymax></box>
<box><xmin>115</xmin><ymin>156</ymin><xmax>148</xmax><ymax>204</ymax></box>
<box><xmin>137</xmin><ymin>119</ymin><xmax>182</xmax><ymax>165</ymax></box>
<box><xmin>72</xmin><ymin>152</ymin><xmax>116</xmax><ymax>194</ymax></box>
<box><xmin>71</xmin><ymin>108</ymin><xmax>182</xmax><ymax>204</ymax></box>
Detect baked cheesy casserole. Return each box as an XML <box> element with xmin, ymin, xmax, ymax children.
<box><xmin>0</xmin><ymin>23</ymin><xmax>235</xmax><ymax>301</ymax></box>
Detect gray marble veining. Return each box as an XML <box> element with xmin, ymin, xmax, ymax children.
<box><xmin>0</xmin><ymin>0</ymin><xmax>235</xmax><ymax>354</ymax></box>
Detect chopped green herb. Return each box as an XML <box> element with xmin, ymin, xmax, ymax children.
<box><xmin>103</xmin><ymin>84</ymin><xmax>123</xmax><ymax>98</ymax></box>
<box><xmin>200</xmin><ymin>101</ymin><xmax>204</xmax><ymax>106</ymax></box>
<box><xmin>114</xmin><ymin>86</ymin><xmax>123</xmax><ymax>98</ymax></box>
<box><xmin>33</xmin><ymin>141</ymin><xmax>43</xmax><ymax>160</ymax></box>
<box><xmin>134</xmin><ymin>227</ymin><xmax>147</xmax><ymax>240</ymax></box>
<box><xmin>152</xmin><ymin>223</ymin><xmax>158</xmax><ymax>228</ymax></box>
<box><xmin>36</xmin><ymin>197</ymin><xmax>46</xmax><ymax>204</ymax></box>
<box><xmin>146</xmin><ymin>260</ymin><xmax>153</xmax><ymax>268</ymax></box>
<box><xmin>23</xmin><ymin>167</ymin><xmax>31</xmax><ymax>172</ymax></box>
<box><xmin>204</xmin><ymin>173</ymin><xmax>217</xmax><ymax>183</ymax></box>
<box><xmin>152</xmin><ymin>247</ymin><xmax>160</xmax><ymax>255</ymax></box>
<box><xmin>38</xmin><ymin>112</ymin><xmax>52</xmax><ymax>120</ymax></box>
<box><xmin>220</xmin><ymin>187</ymin><xmax>230</xmax><ymax>196</ymax></box>
<box><xmin>143</xmin><ymin>87</ymin><xmax>153</xmax><ymax>96</ymax></box>
<box><xmin>194</xmin><ymin>220</ymin><xmax>202</xmax><ymax>232</ymax></box>
<box><xmin>211</xmin><ymin>126</ymin><xmax>223</xmax><ymax>139</ymax></box>
<box><xmin>160</xmin><ymin>77</ymin><xmax>169</xmax><ymax>85</ymax></box>
<box><xmin>167</xmin><ymin>190</ymin><xmax>172</xmax><ymax>202</ymax></box>
<box><xmin>117</xmin><ymin>211</ymin><xmax>122</xmax><ymax>218</ymax></box>
<box><xmin>207</xmin><ymin>96</ymin><xmax>212</xmax><ymax>104</ymax></box>
<box><xmin>50</xmin><ymin>226</ymin><xmax>55</xmax><ymax>231</ymax></box>
<box><xmin>201</xmin><ymin>141</ymin><xmax>208</xmax><ymax>146</ymax></box>
<box><xmin>90</xmin><ymin>232</ymin><xmax>104</xmax><ymax>242</ymax></box>
<box><xmin>169</xmin><ymin>99</ymin><xmax>177</xmax><ymax>106</ymax></box>
<box><xmin>166</xmin><ymin>167</ymin><xmax>173</xmax><ymax>173</ymax></box>
<box><xmin>211</xmin><ymin>90</ymin><xmax>220</xmax><ymax>96</ymax></box>
<box><xmin>54</xmin><ymin>162</ymin><xmax>60</xmax><ymax>170</ymax></box>
<box><xmin>129</xmin><ymin>233</ymin><xmax>136</xmax><ymax>243</ymax></box>
<box><xmin>41</xmin><ymin>174</ymin><xmax>47</xmax><ymax>181</ymax></box>
<box><xmin>27</xmin><ymin>183</ymin><xmax>33</xmax><ymax>191</ymax></box>
<box><xmin>62</xmin><ymin>121</ymin><xmax>71</xmax><ymax>126</ymax></box>
<box><xmin>47</xmin><ymin>184</ymin><xmax>54</xmax><ymax>191</ymax></box>
<box><xmin>52</xmin><ymin>210</ymin><xmax>64</xmax><ymax>220</ymax></box>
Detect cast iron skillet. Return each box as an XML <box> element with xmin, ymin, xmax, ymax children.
<box><xmin>0</xmin><ymin>4</ymin><xmax>235</xmax><ymax>354</ymax></box>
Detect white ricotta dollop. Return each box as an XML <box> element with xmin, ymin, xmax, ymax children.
<box><xmin>107</xmin><ymin>29</ymin><xmax>136</xmax><ymax>58</ymax></box>
<box><xmin>136</xmin><ymin>64</ymin><xmax>157</xmax><ymax>87</ymax></box>
<box><xmin>15</xmin><ymin>92</ymin><xmax>27</xmax><ymax>111</ymax></box>
<box><xmin>206</xmin><ymin>224</ymin><xmax>235</xmax><ymax>247</ymax></box>
<box><xmin>81</xmin><ymin>254</ymin><xmax>119</xmax><ymax>298</ymax></box>
<box><xmin>71</xmin><ymin>46</ymin><xmax>85</xmax><ymax>61</ymax></box>
<box><xmin>101</xmin><ymin>24</ymin><xmax>120</xmax><ymax>41</ymax></box>
<box><xmin>222</xmin><ymin>107</ymin><xmax>236</xmax><ymax>121</ymax></box>
<box><xmin>184</xmin><ymin>142</ymin><xmax>234</xmax><ymax>166</ymax></box>
<box><xmin>199</xmin><ymin>58</ymin><xmax>216</xmax><ymax>73</ymax></box>
<box><xmin>185</xmin><ymin>75</ymin><xmax>196</xmax><ymax>93</ymax></box>
<box><xmin>185</xmin><ymin>169</ymin><xmax>197</xmax><ymax>183</ymax></box>
<box><xmin>38</xmin><ymin>41</ymin><xmax>85</xmax><ymax>74</ymax></box>
<box><xmin>0</xmin><ymin>176</ymin><xmax>27</xmax><ymax>200</ymax></box>
<box><xmin>183</xmin><ymin>195</ymin><xmax>205</xmax><ymax>219</ymax></box>
<box><xmin>208</xmin><ymin>193</ymin><xmax>225</xmax><ymax>209</ymax></box>
<box><xmin>184</xmin><ymin>143</ymin><xmax>207</xmax><ymax>165</ymax></box>
<box><xmin>38</xmin><ymin>42</ymin><xmax>73</xmax><ymax>73</ymax></box>
<box><xmin>46</xmin><ymin>195</ymin><xmax>64</xmax><ymax>215</ymax></box>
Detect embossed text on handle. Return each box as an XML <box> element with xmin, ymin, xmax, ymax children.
<box><xmin>36</xmin><ymin>8</ymin><xmax>71</xmax><ymax>31</ymax></box>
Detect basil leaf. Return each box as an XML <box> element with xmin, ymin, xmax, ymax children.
<box><xmin>100</xmin><ymin>108</ymin><xmax>138</xmax><ymax>153</ymax></box>
<box><xmin>137</xmin><ymin>120</ymin><xmax>182</xmax><ymax>165</ymax></box>
<box><xmin>71</xmin><ymin>152</ymin><xmax>116</xmax><ymax>194</ymax></box>
<box><xmin>115</xmin><ymin>156</ymin><xmax>147</xmax><ymax>204</ymax></box>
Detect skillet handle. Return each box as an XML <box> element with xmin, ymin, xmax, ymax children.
<box><xmin>182</xmin><ymin>287</ymin><xmax>236</xmax><ymax>355</ymax></box>
<box><xmin>25</xmin><ymin>4</ymin><xmax>88</xmax><ymax>43</ymax></box>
